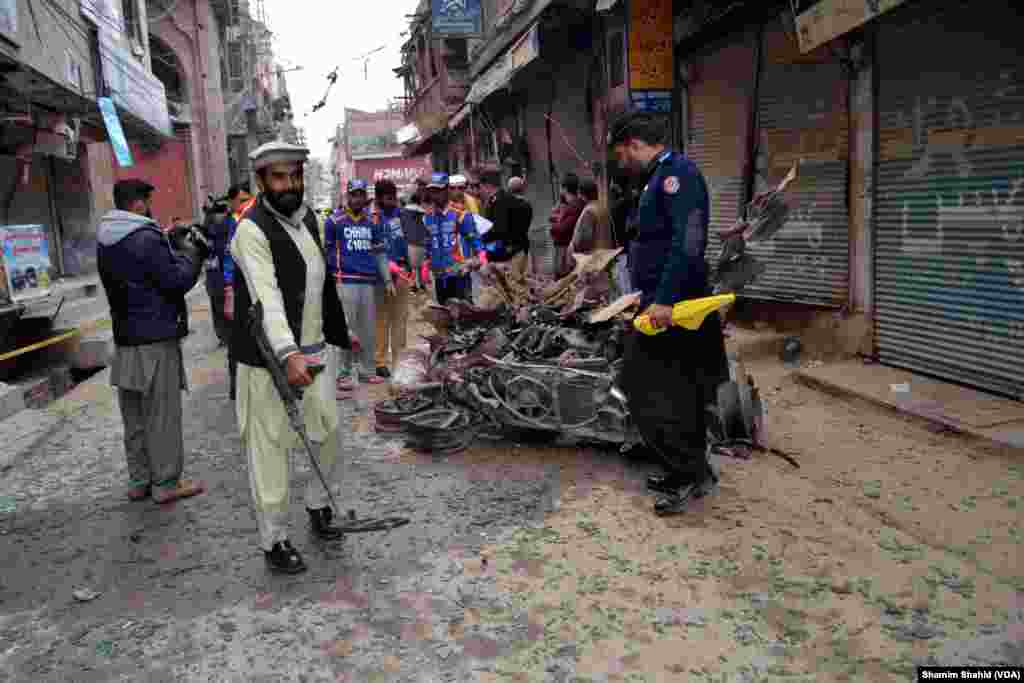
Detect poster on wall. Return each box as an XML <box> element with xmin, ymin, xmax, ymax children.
<box><xmin>0</xmin><ymin>225</ymin><xmax>55</xmax><ymax>303</ymax></box>
<box><xmin>0</xmin><ymin>0</ymin><xmax>18</xmax><ymax>44</ymax></box>
<box><xmin>628</xmin><ymin>0</ymin><xmax>674</xmax><ymax>91</ymax></box>
<box><xmin>431</xmin><ymin>0</ymin><xmax>482</xmax><ymax>37</ymax></box>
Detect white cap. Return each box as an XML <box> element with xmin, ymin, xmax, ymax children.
<box><xmin>450</xmin><ymin>174</ymin><xmax>468</xmax><ymax>187</ymax></box>
<box><xmin>249</xmin><ymin>140</ymin><xmax>310</xmax><ymax>171</ymax></box>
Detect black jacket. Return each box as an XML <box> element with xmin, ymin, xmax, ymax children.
<box><xmin>97</xmin><ymin>210</ymin><xmax>201</xmax><ymax>347</ymax></box>
<box><xmin>231</xmin><ymin>200</ymin><xmax>350</xmax><ymax>368</ymax></box>
<box><xmin>482</xmin><ymin>190</ymin><xmax>532</xmax><ymax>261</ymax></box>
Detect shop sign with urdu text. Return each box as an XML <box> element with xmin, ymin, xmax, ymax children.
<box><xmin>432</xmin><ymin>0</ymin><xmax>482</xmax><ymax>37</ymax></box>
<box><xmin>628</xmin><ymin>0</ymin><xmax>673</xmax><ymax>91</ymax></box>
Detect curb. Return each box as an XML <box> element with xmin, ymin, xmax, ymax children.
<box><xmin>793</xmin><ymin>370</ymin><xmax>1023</xmax><ymax>451</ymax></box>
<box><xmin>0</xmin><ymin>286</ymin><xmax>211</xmax><ymax>426</ymax></box>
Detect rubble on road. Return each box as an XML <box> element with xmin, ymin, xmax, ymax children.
<box><xmin>375</xmin><ymin>167</ymin><xmax>806</xmax><ymax>455</ymax></box>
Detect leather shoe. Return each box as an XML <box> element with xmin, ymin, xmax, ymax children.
<box><xmin>308</xmin><ymin>507</ymin><xmax>344</xmax><ymax>541</ymax></box>
<box><xmin>646</xmin><ymin>472</ymin><xmax>691</xmax><ymax>494</ymax></box>
<box><xmin>264</xmin><ymin>540</ymin><xmax>306</xmax><ymax>574</ymax></box>
<box><xmin>653</xmin><ymin>474</ymin><xmax>717</xmax><ymax>516</ymax></box>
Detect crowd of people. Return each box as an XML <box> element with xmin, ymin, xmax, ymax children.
<box><xmin>94</xmin><ymin>111</ymin><xmax>725</xmax><ymax>571</ymax></box>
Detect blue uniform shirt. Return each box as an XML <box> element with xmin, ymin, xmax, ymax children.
<box><xmin>425</xmin><ymin>207</ymin><xmax>481</xmax><ymax>281</ymax></box>
<box><xmin>376</xmin><ymin>206</ymin><xmax>409</xmax><ymax>270</ymax></box>
<box><xmin>325</xmin><ymin>207</ymin><xmax>386</xmax><ymax>285</ymax></box>
<box><xmin>630</xmin><ymin>149</ymin><xmax>711</xmax><ymax>308</ymax></box>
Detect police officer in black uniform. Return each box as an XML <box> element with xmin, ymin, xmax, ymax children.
<box><xmin>610</xmin><ymin>112</ymin><xmax>729</xmax><ymax>516</ymax></box>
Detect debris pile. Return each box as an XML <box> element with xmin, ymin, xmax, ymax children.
<box><xmin>374</xmin><ymin>164</ymin><xmax>806</xmax><ymax>458</ymax></box>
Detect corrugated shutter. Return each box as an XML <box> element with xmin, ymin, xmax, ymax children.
<box><xmin>684</xmin><ymin>32</ymin><xmax>757</xmax><ymax>269</ymax></box>
<box><xmin>745</xmin><ymin>17</ymin><xmax>850</xmax><ymax>305</ymax></box>
<box><xmin>874</xmin><ymin>0</ymin><xmax>1024</xmax><ymax>400</ymax></box>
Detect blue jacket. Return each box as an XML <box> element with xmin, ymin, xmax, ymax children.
<box><xmin>96</xmin><ymin>210</ymin><xmax>201</xmax><ymax>347</ymax></box>
<box><xmin>630</xmin><ymin>149</ymin><xmax>711</xmax><ymax>308</ymax></box>
<box><xmin>219</xmin><ymin>213</ymin><xmax>237</xmax><ymax>285</ymax></box>
<box><xmin>376</xmin><ymin>206</ymin><xmax>410</xmax><ymax>270</ymax></box>
<box><xmin>325</xmin><ymin>207</ymin><xmax>386</xmax><ymax>285</ymax></box>
<box><xmin>425</xmin><ymin>207</ymin><xmax>481</xmax><ymax>281</ymax></box>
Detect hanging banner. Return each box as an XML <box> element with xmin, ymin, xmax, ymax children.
<box><xmin>0</xmin><ymin>225</ymin><xmax>54</xmax><ymax>302</ymax></box>
<box><xmin>98</xmin><ymin>97</ymin><xmax>134</xmax><ymax>168</ymax></box>
<box><xmin>796</xmin><ymin>0</ymin><xmax>909</xmax><ymax>53</ymax></box>
<box><xmin>431</xmin><ymin>0</ymin><xmax>483</xmax><ymax>37</ymax></box>
<box><xmin>628</xmin><ymin>0</ymin><xmax>674</xmax><ymax>90</ymax></box>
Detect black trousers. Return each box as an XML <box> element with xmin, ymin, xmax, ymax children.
<box><xmin>205</xmin><ymin>270</ymin><xmax>231</xmax><ymax>345</ymax></box>
<box><xmin>620</xmin><ymin>312</ymin><xmax>729</xmax><ymax>479</ymax></box>
<box><xmin>435</xmin><ymin>275</ymin><xmax>472</xmax><ymax>305</ymax></box>
<box><xmin>204</xmin><ymin>269</ymin><xmax>236</xmax><ymax>399</ymax></box>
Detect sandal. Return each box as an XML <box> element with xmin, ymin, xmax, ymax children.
<box><xmin>153</xmin><ymin>479</ymin><xmax>206</xmax><ymax>504</ymax></box>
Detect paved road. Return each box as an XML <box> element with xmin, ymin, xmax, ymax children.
<box><xmin>0</xmin><ymin>293</ymin><xmax>574</xmax><ymax>682</ymax></box>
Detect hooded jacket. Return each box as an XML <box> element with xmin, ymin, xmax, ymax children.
<box><xmin>97</xmin><ymin>210</ymin><xmax>201</xmax><ymax>347</ymax></box>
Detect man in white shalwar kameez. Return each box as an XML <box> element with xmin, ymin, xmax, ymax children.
<box><xmin>230</xmin><ymin>140</ymin><xmax>357</xmax><ymax>573</ymax></box>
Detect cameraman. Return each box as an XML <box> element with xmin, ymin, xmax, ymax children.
<box><xmin>97</xmin><ymin>180</ymin><xmax>209</xmax><ymax>505</ymax></box>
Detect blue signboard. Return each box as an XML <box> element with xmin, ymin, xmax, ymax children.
<box><xmin>431</xmin><ymin>0</ymin><xmax>482</xmax><ymax>36</ymax></box>
<box><xmin>631</xmin><ymin>90</ymin><xmax>672</xmax><ymax>113</ymax></box>
<box><xmin>98</xmin><ymin>96</ymin><xmax>134</xmax><ymax>168</ymax></box>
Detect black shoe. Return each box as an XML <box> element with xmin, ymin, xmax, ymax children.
<box><xmin>376</xmin><ymin>366</ymin><xmax>391</xmax><ymax>379</ymax></box>
<box><xmin>264</xmin><ymin>540</ymin><xmax>306</xmax><ymax>574</ymax></box>
<box><xmin>308</xmin><ymin>507</ymin><xmax>344</xmax><ymax>541</ymax></box>
<box><xmin>646</xmin><ymin>472</ymin><xmax>692</xmax><ymax>495</ymax></box>
<box><xmin>653</xmin><ymin>473</ymin><xmax>718</xmax><ymax>516</ymax></box>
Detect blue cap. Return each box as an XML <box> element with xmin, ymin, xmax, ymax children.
<box><xmin>347</xmin><ymin>179</ymin><xmax>368</xmax><ymax>192</ymax></box>
<box><xmin>427</xmin><ymin>172</ymin><xmax>449</xmax><ymax>189</ymax></box>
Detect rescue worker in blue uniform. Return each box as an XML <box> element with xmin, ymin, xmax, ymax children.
<box><xmin>423</xmin><ymin>172</ymin><xmax>483</xmax><ymax>304</ymax></box>
<box><xmin>610</xmin><ymin>112</ymin><xmax>729</xmax><ymax>516</ymax></box>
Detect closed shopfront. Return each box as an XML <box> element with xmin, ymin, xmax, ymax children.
<box><xmin>683</xmin><ymin>31</ymin><xmax>757</xmax><ymax>264</ymax></box>
<box><xmin>874</xmin><ymin>0</ymin><xmax>1024</xmax><ymax>399</ymax></box>
<box><xmin>745</xmin><ymin>16</ymin><xmax>850</xmax><ymax>305</ymax></box>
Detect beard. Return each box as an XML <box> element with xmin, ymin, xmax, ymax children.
<box><xmin>265</xmin><ymin>188</ymin><xmax>304</xmax><ymax>215</ymax></box>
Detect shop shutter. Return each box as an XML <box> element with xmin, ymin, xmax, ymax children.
<box><xmin>684</xmin><ymin>31</ymin><xmax>757</xmax><ymax>271</ymax></box>
<box><xmin>875</xmin><ymin>0</ymin><xmax>1024</xmax><ymax>399</ymax></box>
<box><xmin>745</xmin><ymin>16</ymin><xmax>850</xmax><ymax>305</ymax></box>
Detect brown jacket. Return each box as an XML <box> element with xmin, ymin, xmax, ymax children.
<box><xmin>570</xmin><ymin>201</ymin><xmax>613</xmax><ymax>254</ymax></box>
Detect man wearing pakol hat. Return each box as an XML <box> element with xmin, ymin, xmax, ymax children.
<box><xmin>325</xmin><ymin>179</ymin><xmax>394</xmax><ymax>394</ymax></box>
<box><xmin>229</xmin><ymin>140</ymin><xmax>355</xmax><ymax>573</ymax></box>
<box><xmin>423</xmin><ymin>172</ymin><xmax>483</xmax><ymax>304</ymax></box>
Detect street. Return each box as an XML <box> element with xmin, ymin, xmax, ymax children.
<box><xmin>0</xmin><ymin>290</ymin><xmax>1020</xmax><ymax>682</ymax></box>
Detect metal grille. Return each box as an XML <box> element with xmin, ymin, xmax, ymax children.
<box><xmin>874</xmin><ymin>0</ymin><xmax>1024</xmax><ymax>400</ymax></box>
<box><xmin>744</xmin><ymin>18</ymin><xmax>849</xmax><ymax>305</ymax></box>
<box><xmin>684</xmin><ymin>32</ymin><xmax>757</xmax><ymax>272</ymax></box>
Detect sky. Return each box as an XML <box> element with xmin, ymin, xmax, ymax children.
<box><xmin>261</xmin><ymin>0</ymin><xmax>418</xmax><ymax>162</ymax></box>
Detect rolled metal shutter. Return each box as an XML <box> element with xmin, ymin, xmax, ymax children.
<box><xmin>875</xmin><ymin>0</ymin><xmax>1024</xmax><ymax>399</ymax></box>
<box><xmin>684</xmin><ymin>31</ymin><xmax>757</xmax><ymax>270</ymax></box>
<box><xmin>745</xmin><ymin>17</ymin><xmax>850</xmax><ymax>305</ymax></box>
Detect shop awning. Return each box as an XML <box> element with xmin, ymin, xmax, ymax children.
<box><xmin>396</xmin><ymin>123</ymin><xmax>420</xmax><ymax>145</ymax></box>
<box><xmin>465</xmin><ymin>54</ymin><xmax>515</xmax><ymax>105</ymax></box>
<box><xmin>465</xmin><ymin>20</ymin><xmax>541</xmax><ymax>105</ymax></box>
<box><xmin>448</xmin><ymin>104</ymin><xmax>472</xmax><ymax>130</ymax></box>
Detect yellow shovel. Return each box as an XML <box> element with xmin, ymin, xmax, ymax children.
<box><xmin>633</xmin><ymin>293</ymin><xmax>736</xmax><ymax>336</ymax></box>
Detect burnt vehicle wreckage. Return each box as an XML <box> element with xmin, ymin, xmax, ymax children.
<box><xmin>374</xmin><ymin>166</ymin><xmax>801</xmax><ymax>468</ymax></box>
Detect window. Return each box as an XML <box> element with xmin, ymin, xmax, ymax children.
<box><xmin>445</xmin><ymin>38</ymin><xmax>468</xmax><ymax>66</ymax></box>
<box><xmin>228</xmin><ymin>42</ymin><xmax>244</xmax><ymax>92</ymax></box>
<box><xmin>609</xmin><ymin>32</ymin><xmax>625</xmax><ymax>88</ymax></box>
